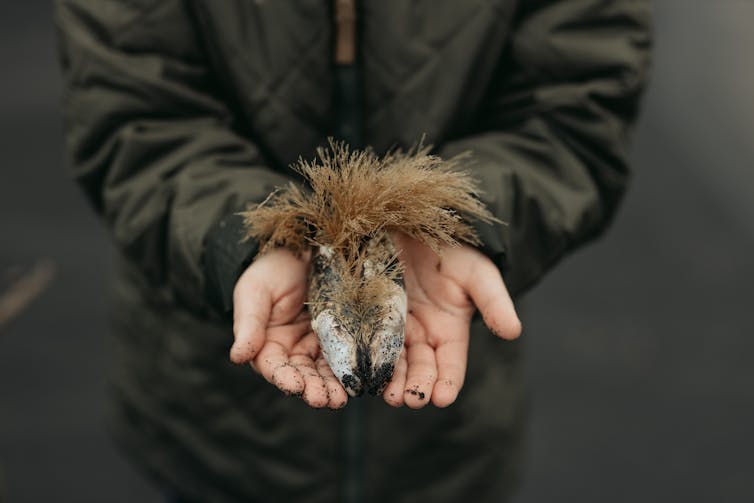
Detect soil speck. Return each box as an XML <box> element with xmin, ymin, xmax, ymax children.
<box><xmin>406</xmin><ymin>387</ymin><xmax>426</xmax><ymax>400</ymax></box>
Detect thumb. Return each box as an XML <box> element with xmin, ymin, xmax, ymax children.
<box><xmin>230</xmin><ymin>270</ymin><xmax>272</xmax><ymax>363</ymax></box>
<box><xmin>457</xmin><ymin>251</ymin><xmax>522</xmax><ymax>340</ymax></box>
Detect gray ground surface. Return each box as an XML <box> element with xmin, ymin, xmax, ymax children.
<box><xmin>2</xmin><ymin>1</ymin><xmax>753</xmax><ymax>502</ymax></box>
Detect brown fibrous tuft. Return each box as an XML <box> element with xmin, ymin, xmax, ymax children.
<box><xmin>241</xmin><ymin>140</ymin><xmax>498</xmax><ymax>257</ymax></box>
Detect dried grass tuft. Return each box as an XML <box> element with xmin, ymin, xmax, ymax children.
<box><xmin>241</xmin><ymin>139</ymin><xmax>498</xmax><ymax>262</ymax></box>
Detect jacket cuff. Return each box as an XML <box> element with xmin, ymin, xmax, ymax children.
<box><xmin>471</xmin><ymin>217</ymin><xmax>509</xmax><ymax>277</ymax></box>
<box><xmin>202</xmin><ymin>212</ymin><xmax>259</xmax><ymax>317</ymax></box>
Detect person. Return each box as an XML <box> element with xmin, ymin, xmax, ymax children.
<box><xmin>55</xmin><ymin>1</ymin><xmax>651</xmax><ymax>501</ymax></box>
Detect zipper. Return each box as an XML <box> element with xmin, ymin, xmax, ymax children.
<box><xmin>342</xmin><ymin>399</ymin><xmax>364</xmax><ymax>503</ymax></box>
<box><xmin>333</xmin><ymin>0</ymin><xmax>361</xmax><ymax>149</ymax></box>
<box><xmin>333</xmin><ymin>2</ymin><xmax>364</xmax><ymax>502</ymax></box>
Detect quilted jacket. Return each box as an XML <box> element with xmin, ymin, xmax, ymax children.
<box><xmin>55</xmin><ymin>1</ymin><xmax>651</xmax><ymax>501</ymax></box>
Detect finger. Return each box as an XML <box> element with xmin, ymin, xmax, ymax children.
<box><xmin>254</xmin><ymin>341</ymin><xmax>305</xmax><ymax>396</ymax></box>
<box><xmin>292</xmin><ymin>309</ymin><xmax>312</xmax><ymax>324</ymax></box>
<box><xmin>316</xmin><ymin>357</ymin><xmax>348</xmax><ymax>409</ymax></box>
<box><xmin>383</xmin><ymin>349</ymin><xmax>407</xmax><ymax>407</ymax></box>
<box><xmin>291</xmin><ymin>331</ymin><xmax>320</xmax><ymax>360</ymax></box>
<box><xmin>231</xmin><ymin>282</ymin><xmax>272</xmax><ymax>364</ymax></box>
<box><xmin>431</xmin><ymin>336</ymin><xmax>469</xmax><ymax>408</ymax></box>
<box><xmin>404</xmin><ymin>318</ymin><xmax>437</xmax><ymax>409</ymax></box>
<box><xmin>404</xmin><ymin>344</ymin><xmax>437</xmax><ymax>408</ymax></box>
<box><xmin>290</xmin><ymin>355</ymin><xmax>329</xmax><ymax>408</ymax></box>
<box><xmin>459</xmin><ymin>255</ymin><xmax>522</xmax><ymax>340</ymax></box>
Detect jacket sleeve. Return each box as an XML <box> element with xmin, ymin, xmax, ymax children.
<box><xmin>55</xmin><ymin>0</ymin><xmax>292</xmax><ymax>315</ymax></box>
<box><xmin>440</xmin><ymin>0</ymin><xmax>651</xmax><ymax>297</ymax></box>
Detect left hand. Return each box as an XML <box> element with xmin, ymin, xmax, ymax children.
<box><xmin>382</xmin><ymin>233</ymin><xmax>522</xmax><ymax>409</ymax></box>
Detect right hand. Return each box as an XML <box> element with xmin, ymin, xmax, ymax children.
<box><xmin>230</xmin><ymin>248</ymin><xmax>349</xmax><ymax>409</ymax></box>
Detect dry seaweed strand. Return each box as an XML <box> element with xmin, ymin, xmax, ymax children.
<box><xmin>240</xmin><ymin>140</ymin><xmax>500</xmax><ymax>310</ymax></box>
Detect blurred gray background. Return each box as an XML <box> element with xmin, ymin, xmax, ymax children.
<box><xmin>1</xmin><ymin>1</ymin><xmax>753</xmax><ymax>502</ymax></box>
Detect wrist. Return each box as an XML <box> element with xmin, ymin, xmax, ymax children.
<box><xmin>202</xmin><ymin>212</ymin><xmax>259</xmax><ymax>317</ymax></box>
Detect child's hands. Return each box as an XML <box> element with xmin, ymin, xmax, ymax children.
<box><xmin>230</xmin><ymin>236</ymin><xmax>521</xmax><ymax>410</ymax></box>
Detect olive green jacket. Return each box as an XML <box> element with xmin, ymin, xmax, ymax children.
<box><xmin>56</xmin><ymin>1</ymin><xmax>650</xmax><ymax>501</ymax></box>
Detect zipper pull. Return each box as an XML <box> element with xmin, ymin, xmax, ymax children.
<box><xmin>334</xmin><ymin>0</ymin><xmax>357</xmax><ymax>65</ymax></box>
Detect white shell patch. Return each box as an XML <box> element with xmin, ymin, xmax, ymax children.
<box><xmin>311</xmin><ymin>309</ymin><xmax>360</xmax><ymax>395</ymax></box>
